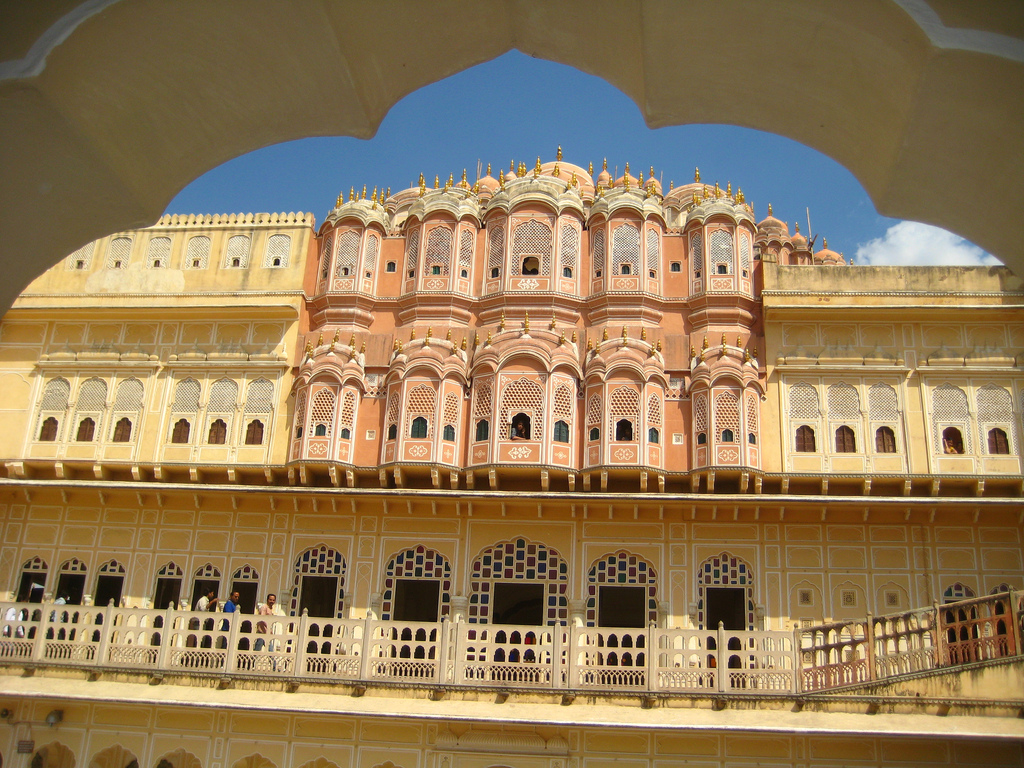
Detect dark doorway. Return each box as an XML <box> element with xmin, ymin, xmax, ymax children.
<box><xmin>16</xmin><ymin>572</ymin><xmax>45</xmax><ymax>602</ymax></box>
<box><xmin>393</xmin><ymin>579</ymin><xmax>440</xmax><ymax>622</ymax></box>
<box><xmin>491</xmin><ymin>582</ymin><xmax>544</xmax><ymax>625</ymax></box>
<box><xmin>54</xmin><ymin>573</ymin><xmax>86</xmax><ymax>604</ymax></box>
<box><xmin>230</xmin><ymin>581</ymin><xmax>259</xmax><ymax>614</ymax></box>
<box><xmin>94</xmin><ymin>574</ymin><xmax>124</xmax><ymax>608</ymax></box>
<box><xmin>705</xmin><ymin>587</ymin><xmax>746</xmax><ymax>630</ymax></box>
<box><xmin>153</xmin><ymin>577</ymin><xmax>182</xmax><ymax>610</ymax></box>
<box><xmin>191</xmin><ymin>579</ymin><xmax>221</xmax><ymax>610</ymax></box>
<box><xmin>299</xmin><ymin>575</ymin><xmax>339</xmax><ymax>618</ymax></box>
<box><xmin>598</xmin><ymin>586</ymin><xmax>646</xmax><ymax>628</ymax></box>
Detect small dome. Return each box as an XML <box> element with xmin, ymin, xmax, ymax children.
<box><xmin>791</xmin><ymin>227</ymin><xmax>808</xmax><ymax>250</ymax></box>
<box><xmin>814</xmin><ymin>239</ymin><xmax>844</xmax><ymax>264</ymax></box>
<box><xmin>757</xmin><ymin>211</ymin><xmax>788</xmax><ymax>237</ymax></box>
<box><xmin>477</xmin><ymin>172</ymin><xmax>499</xmax><ymax>195</ymax></box>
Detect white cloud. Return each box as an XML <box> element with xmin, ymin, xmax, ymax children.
<box><xmin>854</xmin><ymin>221</ymin><xmax>1001</xmax><ymax>267</ymax></box>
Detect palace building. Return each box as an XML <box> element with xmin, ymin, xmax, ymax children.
<box><xmin>0</xmin><ymin>154</ymin><xmax>1022</xmax><ymax>767</ymax></box>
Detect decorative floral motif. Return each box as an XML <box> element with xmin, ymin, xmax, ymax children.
<box><xmin>473</xmin><ymin>447</ymin><xmax>486</xmax><ymax>460</ymax></box>
<box><xmin>613</xmin><ymin>447</ymin><xmax>635</xmax><ymax>461</ymax></box>
<box><xmin>613</xmin><ymin>278</ymin><xmax>632</xmax><ymax>290</ymax></box>
<box><xmin>516</xmin><ymin>278</ymin><xmax>540</xmax><ymax>290</ymax></box>
<box><xmin>718</xmin><ymin>448</ymin><xmax>739</xmax><ymax>462</ymax></box>
<box><xmin>408</xmin><ymin>444</ymin><xmax>428</xmax><ymax>457</ymax></box>
<box><xmin>554</xmin><ymin>449</ymin><xmax>568</xmax><ymax>461</ymax></box>
<box><xmin>332</xmin><ymin>279</ymin><xmax>355</xmax><ymax>291</ymax></box>
<box><xmin>307</xmin><ymin>441</ymin><xmax>328</xmax><ymax>456</ymax></box>
<box><xmin>425</xmin><ymin>278</ymin><xmax>446</xmax><ymax>290</ymax></box>
<box><xmin>507</xmin><ymin>445</ymin><xmax>533</xmax><ymax>460</ymax></box>
<box><xmin>711</xmin><ymin>278</ymin><xmax>733</xmax><ymax>291</ymax></box>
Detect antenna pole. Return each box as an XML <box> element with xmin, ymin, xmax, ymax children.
<box><xmin>806</xmin><ymin>207</ymin><xmax>813</xmax><ymax>238</ymax></box>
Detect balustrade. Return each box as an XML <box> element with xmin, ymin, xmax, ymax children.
<box><xmin>1</xmin><ymin>592</ymin><xmax>1019</xmax><ymax>697</ymax></box>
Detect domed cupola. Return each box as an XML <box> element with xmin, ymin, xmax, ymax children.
<box><xmin>477</xmin><ymin>163</ymin><xmax>500</xmax><ymax>200</ymax></box>
<box><xmin>788</xmin><ymin>222</ymin><xmax>813</xmax><ymax>265</ymax></box>
<box><xmin>596</xmin><ymin>157</ymin><xmax>612</xmax><ymax>189</ymax></box>
<box><xmin>683</xmin><ymin>181</ymin><xmax>757</xmax><ymax>299</ymax></box>
<box><xmin>814</xmin><ymin>238</ymin><xmax>845</xmax><ymax>265</ymax></box>
<box><xmin>756</xmin><ymin>203</ymin><xmax>788</xmax><ymax>238</ymax></box>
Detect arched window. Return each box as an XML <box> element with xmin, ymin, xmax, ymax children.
<box><xmin>521</xmin><ymin>256</ymin><xmax>540</xmax><ymax>275</ymax></box>
<box><xmin>244</xmin><ymin>419</ymin><xmax>264</xmax><ymax>445</ymax></box>
<box><xmin>748</xmin><ymin>432</ymin><xmax>756</xmax><ymax>444</ymax></box>
<box><xmin>721</xmin><ymin>428</ymin><xmax>734</xmax><ymax>442</ymax></box>
<box><xmin>697</xmin><ymin>432</ymin><xmax>707</xmax><ymax>445</ymax></box>
<box><xmin>388</xmin><ymin>423</ymin><xmax>398</xmax><ymax>440</ymax></box>
<box><xmin>411</xmin><ymin>416</ymin><xmax>428</xmax><ymax>439</ymax></box>
<box><xmin>510</xmin><ymin>413</ymin><xmax>531</xmax><ymax>439</ymax></box>
<box><xmin>171</xmin><ymin>418</ymin><xmax>191</xmax><ymax>444</ymax></box>
<box><xmin>38</xmin><ymin>416</ymin><xmax>59</xmax><ymax>441</ymax></box>
<box><xmin>475</xmin><ymin>420</ymin><xmax>489</xmax><ymax>441</ymax></box>
<box><xmin>942</xmin><ymin>426</ymin><xmax>964</xmax><ymax>454</ymax></box>
<box><xmin>443</xmin><ymin>424</ymin><xmax>456</xmax><ymax>441</ymax></box>
<box><xmin>208</xmin><ymin>418</ymin><xmax>227</xmax><ymax>444</ymax></box>
<box><xmin>615</xmin><ymin>419</ymin><xmax>633</xmax><ymax>441</ymax></box>
<box><xmin>875</xmin><ymin>425</ymin><xmax>896</xmax><ymax>453</ymax></box>
<box><xmin>553</xmin><ymin>420</ymin><xmax>569</xmax><ymax>443</ymax></box>
<box><xmin>648</xmin><ymin>427</ymin><xmax>659</xmax><ymax>444</ymax></box>
<box><xmin>795</xmin><ymin>425</ymin><xmax>816</xmax><ymax>452</ymax></box>
<box><xmin>340</xmin><ymin>427</ymin><xmax>351</xmax><ymax>439</ymax></box>
<box><xmin>988</xmin><ymin>427</ymin><xmax>1009</xmax><ymax>454</ymax></box>
<box><xmin>835</xmin><ymin>425</ymin><xmax>856</xmax><ymax>452</ymax></box>
<box><xmin>314</xmin><ymin>423</ymin><xmax>327</xmax><ymax>437</ymax></box>
<box><xmin>112</xmin><ymin>417</ymin><xmax>133</xmax><ymax>442</ymax></box>
<box><xmin>589</xmin><ymin>426</ymin><xmax>600</xmax><ymax>441</ymax></box>
<box><xmin>76</xmin><ymin>417</ymin><xmax>95</xmax><ymax>442</ymax></box>
<box><xmin>562</xmin><ymin>266</ymin><xmax>572</xmax><ymax>278</ymax></box>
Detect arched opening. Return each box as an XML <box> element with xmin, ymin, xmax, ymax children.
<box><xmin>510</xmin><ymin>413</ymin><xmax>531</xmax><ymax>440</ymax></box>
<box><xmin>795</xmin><ymin>425</ymin><xmax>816</xmax><ymax>452</ymax></box>
<box><xmin>875</xmin><ymin>425</ymin><xmax>896</xmax><ymax>453</ymax></box>
<box><xmin>942</xmin><ymin>426</ymin><xmax>964</xmax><ymax>454</ymax></box>
<box><xmin>615</xmin><ymin>419</ymin><xmax>633</xmax><ymax>441</ymax></box>
<box><xmin>410</xmin><ymin>416</ymin><xmax>428</xmax><ymax>438</ymax></box>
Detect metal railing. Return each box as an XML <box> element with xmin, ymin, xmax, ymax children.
<box><xmin>2</xmin><ymin>591</ymin><xmax>1020</xmax><ymax>696</ymax></box>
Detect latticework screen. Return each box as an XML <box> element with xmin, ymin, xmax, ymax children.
<box><xmin>500</xmin><ymin>378</ymin><xmax>544</xmax><ymax>433</ymax></box>
<box><xmin>364</xmin><ymin>235</ymin><xmax>379</xmax><ymax>276</ymax></box>
<box><xmin>827</xmin><ymin>383</ymin><xmax>860</xmax><ymax>419</ymax></box>
<box><xmin>113</xmin><ymin>378</ymin><xmax>144</xmax><ymax>411</ymax></box>
<box><xmin>554</xmin><ymin>385</ymin><xmax>574</xmax><ymax>420</ymax></box>
<box><xmin>405</xmin><ymin>228</ymin><xmax>420</xmax><ymax>274</ymax></box>
<box><xmin>406</xmin><ymin>384</ymin><xmax>436</xmax><ymax>435</ymax></box>
<box><xmin>868</xmin><ymin>383</ymin><xmax>899</xmax><ymax>420</ymax></box>
<box><xmin>646</xmin><ymin>229</ymin><xmax>660</xmax><ymax>273</ymax></box>
<box><xmin>425</xmin><ymin>226</ymin><xmax>453</xmax><ymax>275</ymax></box>
<box><xmin>208</xmin><ymin>379</ymin><xmax>238</xmax><ymax>413</ymax></box>
<box><xmin>172</xmin><ymin>379</ymin><xmax>201</xmax><ymax>413</ymax></box>
<box><xmin>473</xmin><ymin>380</ymin><xmax>492</xmax><ymax>418</ymax></box>
<box><xmin>693</xmin><ymin>392</ymin><xmax>708</xmax><ymax>435</ymax></box>
<box><xmin>714</xmin><ymin>392</ymin><xmax>740</xmax><ymax>440</ymax></box>
<box><xmin>41</xmin><ymin>378</ymin><xmax>71</xmax><ymax>411</ymax></box>
<box><xmin>263</xmin><ymin>234</ymin><xmax>290</xmax><ymax>267</ymax></box>
<box><xmin>309</xmin><ymin>388</ymin><xmax>337</xmax><ymax>437</ymax></box>
<box><xmin>690</xmin><ymin>232</ymin><xmax>703</xmax><ymax>273</ymax></box>
<box><xmin>458</xmin><ymin>230</ymin><xmax>473</xmax><ymax>271</ymax></box>
<box><xmin>559</xmin><ymin>223</ymin><xmax>579</xmax><ymax>274</ymax></box>
<box><xmin>611</xmin><ymin>224</ymin><xmax>640</xmax><ymax>274</ymax></box>
<box><xmin>335</xmin><ymin>231</ymin><xmax>359</xmax><ymax>277</ymax></box>
<box><xmin>66</xmin><ymin>242</ymin><xmax>95</xmax><ymax>270</ymax></box>
<box><xmin>487</xmin><ymin>224</ymin><xmax>505</xmax><ymax>273</ymax></box>
<box><xmin>244</xmin><ymin>379</ymin><xmax>274</xmax><ymax>414</ymax></box>
<box><xmin>443</xmin><ymin>392</ymin><xmax>460</xmax><ymax>428</ymax></box>
<box><xmin>592</xmin><ymin>228</ymin><xmax>606</xmax><ymax>275</ymax></box>
<box><xmin>319</xmin><ymin>234</ymin><xmax>333</xmax><ymax>279</ymax></box>
<box><xmin>587</xmin><ymin>394</ymin><xmax>602</xmax><ymax>426</ymax></box>
<box><xmin>106</xmin><ymin>237</ymin><xmax>132</xmax><ymax>269</ymax></box>
<box><xmin>76</xmin><ymin>378</ymin><xmax>107</xmax><ymax>412</ymax></box>
<box><xmin>647</xmin><ymin>393</ymin><xmax>662</xmax><ymax>425</ymax></box>
<box><xmin>146</xmin><ymin>237</ymin><xmax>171</xmax><ymax>268</ymax></box>
<box><xmin>225</xmin><ymin>235</ymin><xmax>251</xmax><ymax>268</ymax></box>
<box><xmin>511</xmin><ymin>220</ymin><xmax>552</xmax><ymax>275</ymax></box>
<box><xmin>709</xmin><ymin>230</ymin><xmax>733</xmax><ymax>272</ymax></box>
<box><xmin>788</xmin><ymin>383</ymin><xmax>819</xmax><ymax>419</ymax></box>
<box><xmin>340</xmin><ymin>391</ymin><xmax>356</xmax><ymax>430</ymax></box>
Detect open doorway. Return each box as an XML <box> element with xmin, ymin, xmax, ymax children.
<box><xmin>54</xmin><ymin>573</ymin><xmax>86</xmax><ymax>604</ymax></box>
<box><xmin>705</xmin><ymin>586</ymin><xmax>746</xmax><ymax>630</ymax></box>
<box><xmin>598</xmin><ymin>586</ymin><xmax>646</xmax><ymax>628</ymax></box>
<box><xmin>492</xmin><ymin>582</ymin><xmax>544</xmax><ymax>625</ymax></box>
<box><xmin>153</xmin><ymin>576</ymin><xmax>181</xmax><ymax>610</ymax></box>
<box><xmin>16</xmin><ymin>572</ymin><xmax>46</xmax><ymax>603</ymax></box>
<box><xmin>191</xmin><ymin>578</ymin><xmax>221</xmax><ymax>610</ymax></box>
<box><xmin>299</xmin><ymin>575</ymin><xmax>339</xmax><ymax>618</ymax></box>
<box><xmin>93</xmin><ymin>573</ymin><xmax>124</xmax><ymax>608</ymax></box>
<box><xmin>393</xmin><ymin>579</ymin><xmax>440</xmax><ymax>622</ymax></box>
<box><xmin>229</xmin><ymin>581</ymin><xmax>259</xmax><ymax>614</ymax></box>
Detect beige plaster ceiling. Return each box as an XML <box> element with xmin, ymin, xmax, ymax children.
<box><xmin>0</xmin><ymin>0</ymin><xmax>1021</xmax><ymax>313</ymax></box>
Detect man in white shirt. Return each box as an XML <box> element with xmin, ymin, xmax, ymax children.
<box><xmin>196</xmin><ymin>589</ymin><xmax>218</xmax><ymax>612</ymax></box>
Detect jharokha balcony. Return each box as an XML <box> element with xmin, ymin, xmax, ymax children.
<box><xmin>1</xmin><ymin>592</ymin><xmax>1021</xmax><ymax>713</ymax></box>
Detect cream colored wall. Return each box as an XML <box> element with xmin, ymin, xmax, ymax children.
<box><xmin>0</xmin><ymin>698</ymin><xmax>1021</xmax><ymax>768</ymax></box>
<box><xmin>1</xmin><ymin>491</ymin><xmax>1019</xmax><ymax>627</ymax></box>
<box><xmin>762</xmin><ymin>263</ymin><xmax>1024</xmax><ymax>474</ymax></box>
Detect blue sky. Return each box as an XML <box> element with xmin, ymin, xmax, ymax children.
<box><xmin>165</xmin><ymin>52</ymin><xmax>995</xmax><ymax>267</ymax></box>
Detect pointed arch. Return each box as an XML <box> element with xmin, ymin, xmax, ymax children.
<box><xmin>586</xmin><ymin>550</ymin><xmax>658</xmax><ymax>627</ymax></box>
<box><xmin>696</xmin><ymin>552</ymin><xmax>756</xmax><ymax>630</ymax></box>
<box><xmin>469</xmin><ymin>538</ymin><xmax>568</xmax><ymax>625</ymax></box>
<box><xmin>88</xmin><ymin>744</ymin><xmax>139</xmax><ymax>768</ymax></box>
<box><xmin>381</xmin><ymin>545</ymin><xmax>453</xmax><ymax>620</ymax></box>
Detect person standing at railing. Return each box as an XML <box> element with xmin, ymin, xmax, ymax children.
<box><xmin>222</xmin><ymin>591</ymin><xmax>240</xmax><ymax>632</ymax></box>
<box><xmin>255</xmin><ymin>594</ymin><xmax>285</xmax><ymax>652</ymax></box>
<box><xmin>196</xmin><ymin>589</ymin><xmax>218</xmax><ymax>612</ymax></box>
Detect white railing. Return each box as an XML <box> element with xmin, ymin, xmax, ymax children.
<box><xmin>1</xmin><ymin>592</ymin><xmax>1019</xmax><ymax>696</ymax></box>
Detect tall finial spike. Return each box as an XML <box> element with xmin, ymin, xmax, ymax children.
<box><xmin>486</xmin><ymin>162</ymin><xmax>492</xmax><ymax>176</ymax></box>
<box><xmin>602</xmin><ymin>327</ymin><xmax>609</xmax><ymax>341</ymax></box>
<box><xmin>695</xmin><ymin>167</ymin><xmax>700</xmax><ymax>183</ymax></box>
<box><xmin>588</xmin><ymin>161</ymin><xmax>594</xmax><ymax>176</ymax></box>
<box><xmin>557</xmin><ymin>145</ymin><xmax>563</xmax><ymax>161</ymax></box>
<box><xmin>726</xmin><ymin>181</ymin><xmax>732</xmax><ymax>197</ymax></box>
<box><xmin>641</xmin><ymin>327</ymin><xmax>647</xmax><ymax>341</ymax></box>
<box><xmin>523</xmin><ymin>312</ymin><xmax>530</xmax><ymax>332</ymax></box>
<box><xmin>349</xmin><ymin>187</ymin><xmax>355</xmax><ymax>202</ymax></box>
<box><xmin>768</xmin><ymin>203</ymin><xmax>773</xmax><ymax>216</ymax></box>
<box><xmin>461</xmin><ymin>168</ymin><xmax>467</xmax><ymax>184</ymax></box>
<box><xmin>534</xmin><ymin>157</ymin><xmax>541</xmax><ymax>177</ymax></box>
<box><xmin>823</xmin><ymin>237</ymin><xmax>828</xmax><ymax>249</ymax></box>
<box><xmin>336</xmin><ymin>192</ymin><xmax>344</xmax><ymax>208</ymax></box>
<box><xmin>361</xmin><ymin>184</ymin><xmax>366</xmax><ymax>200</ymax></box>
<box><xmin>621</xmin><ymin>325</ymin><xmax>628</xmax><ymax>340</ymax></box>
<box><xmin>602</xmin><ymin>157</ymin><xmax>608</xmax><ymax>171</ymax></box>
<box><xmin>434</xmin><ymin>175</ymin><xmax>439</xmax><ymax>189</ymax></box>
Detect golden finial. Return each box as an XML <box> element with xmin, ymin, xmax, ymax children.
<box><xmin>446</xmin><ymin>328</ymin><xmax>452</xmax><ymax>341</ymax></box>
<box><xmin>499</xmin><ymin>310</ymin><xmax>505</xmax><ymax>332</ymax></box>
<box><xmin>714</xmin><ymin>181</ymin><xmax>721</xmax><ymax>198</ymax></box>
<box><xmin>726</xmin><ymin>182</ymin><xmax>732</xmax><ymax>198</ymax></box>
<box><xmin>570</xmin><ymin>171</ymin><xmax>577</xmax><ymax>188</ymax></box>
<box><xmin>445</xmin><ymin>173</ymin><xmax>453</xmax><ymax>190</ymax></box>
<box><xmin>336</xmin><ymin>192</ymin><xmax>344</xmax><ymax>207</ymax></box>
<box><xmin>553</xmin><ymin>162</ymin><xmax>560</xmax><ymax>178</ymax></box>
<box><xmin>557</xmin><ymin>145</ymin><xmax>563</xmax><ymax>161</ymax></box>
<box><xmin>641</xmin><ymin>327</ymin><xmax>647</xmax><ymax>341</ymax></box>
<box><xmin>410</xmin><ymin>328</ymin><xmax>416</xmax><ymax>340</ymax></box>
<box><xmin>736</xmin><ymin>335</ymin><xmax>742</xmax><ymax>347</ymax></box>
<box><xmin>656</xmin><ymin>339</ymin><xmax>662</xmax><ymax>352</ymax></box>
<box><xmin>823</xmin><ymin>238</ymin><xmax>828</xmax><ymax>249</ymax></box>
<box><xmin>386</xmin><ymin>187</ymin><xmax>391</xmax><ymax>199</ymax></box>
<box><xmin>518</xmin><ymin>162</ymin><xmax>526</xmax><ymax>178</ymax></box>
<box><xmin>461</xmin><ymin>336</ymin><xmax>467</xmax><ymax>350</ymax></box>
<box><xmin>768</xmin><ymin>203</ymin><xmax>773</xmax><ymax>216</ymax></box>
<box><xmin>371</xmin><ymin>187</ymin><xmax>378</xmax><ymax>209</ymax></box>
<box><xmin>332</xmin><ymin>329</ymin><xmax>340</xmax><ymax>344</ymax></box>
<box><xmin>721</xmin><ymin>333</ymin><xmax>727</xmax><ymax>348</ymax></box>
<box><xmin>472</xmin><ymin>181</ymin><xmax>479</xmax><ymax>194</ymax></box>
<box><xmin>702</xmin><ymin>335</ymin><xmax>708</xmax><ymax>350</ymax></box>
<box><xmin>349</xmin><ymin>187</ymin><xmax>355</xmax><ymax>202</ymax></box>
<box><xmin>434</xmin><ymin>175</ymin><xmax>440</xmax><ymax>189</ymax></box>
<box><xmin>692</xmin><ymin>191</ymin><xmax>699</xmax><ymax>206</ymax></box>
<box><xmin>349</xmin><ymin>333</ymin><xmax>356</xmax><ymax>348</ymax></box>
<box><xmin>587</xmin><ymin>339</ymin><xmax>594</xmax><ymax>351</ymax></box>
<box><xmin>601</xmin><ymin>327</ymin><xmax>609</xmax><ymax>341</ymax></box>
<box><xmin>360</xmin><ymin>341</ymin><xmax>366</xmax><ymax>354</ymax></box>
<box><xmin>316</xmin><ymin>331</ymin><xmax>323</xmax><ymax>347</ymax></box>
<box><xmin>418</xmin><ymin>173</ymin><xmax>426</xmax><ymax>197</ymax></box>
<box><xmin>649</xmin><ymin>166</ymin><xmax>654</xmax><ymax>181</ymax></box>
<box><xmin>795</xmin><ymin>222</ymin><xmax>800</xmax><ymax>233</ymax></box>
<box><xmin>736</xmin><ymin>188</ymin><xmax>744</xmax><ymax>203</ymax></box>
<box><xmin>487</xmin><ymin>162</ymin><xmax>492</xmax><ymax>176</ymax></box>
<box><xmin>461</xmin><ymin>168</ymin><xmax>467</xmax><ymax>185</ymax></box>
<box><xmin>690</xmin><ymin>344</ymin><xmax>696</xmax><ymax>359</ymax></box>
<box><xmin>392</xmin><ymin>338</ymin><xmax>398</xmax><ymax>351</ymax></box>
<box><xmin>560</xmin><ymin>330</ymin><xmax>566</xmax><ymax>345</ymax></box>
<box><xmin>499</xmin><ymin>171</ymin><xmax>505</xmax><ymax>190</ymax></box>
<box><xmin>744</xmin><ymin>348</ymin><xmax>751</xmax><ymax>362</ymax></box>
<box><xmin>510</xmin><ymin>159</ymin><xmax>515</xmax><ymax>173</ymax></box>
<box><xmin>638</xmin><ymin>170</ymin><xmax>645</xmax><ymax>187</ymax></box>
<box><xmin>523</xmin><ymin>312</ymin><xmax>530</xmax><ymax>332</ymax></box>
<box><xmin>694</xmin><ymin>167</ymin><xmax>700</xmax><ymax>183</ymax></box>
<box><xmin>596</xmin><ymin>183</ymin><xmax>604</xmax><ymax>198</ymax></box>
<box><xmin>752</xmin><ymin>346</ymin><xmax>758</xmax><ymax>359</ymax></box>
<box><xmin>624</xmin><ymin>173</ymin><xmax>630</xmax><ymax>191</ymax></box>
<box><xmin>588</xmin><ymin>161</ymin><xmax>593</xmax><ymax>176</ymax></box>
<box><xmin>361</xmin><ymin>184</ymin><xmax>367</xmax><ymax>200</ymax></box>
<box><xmin>485</xmin><ymin>331</ymin><xmax>492</xmax><ymax>346</ymax></box>
<box><xmin>397</xmin><ymin>339</ymin><xmax>403</xmax><ymax>352</ymax></box>
<box><xmin>702</xmin><ymin>184</ymin><xmax>708</xmax><ymax>200</ymax></box>
<box><xmin>304</xmin><ymin>340</ymin><xmax>314</xmax><ymax>357</ymax></box>
<box><xmin>595</xmin><ymin>340</ymin><xmax>601</xmax><ymax>354</ymax></box>
<box><xmin>473</xmin><ymin>331</ymin><xmax>480</xmax><ymax>346</ymax></box>
<box><xmin>571</xmin><ymin>330</ymin><xmax>577</xmax><ymax>344</ymax></box>
<box><xmin>670</xmin><ymin>180</ymin><xmax>674</xmax><ymax>191</ymax></box>
<box><xmin>550</xmin><ymin>313</ymin><xmax>557</xmax><ymax>330</ymax></box>
<box><xmin>425</xmin><ymin>327</ymin><xmax>432</xmax><ymax>344</ymax></box>
<box><xmin>602</xmin><ymin>158</ymin><xmax>608</xmax><ymax>171</ymax></box>
<box><xmin>621</xmin><ymin>325</ymin><xmax>628</xmax><ymax>340</ymax></box>
<box><xmin>534</xmin><ymin>157</ymin><xmax>541</xmax><ymax>178</ymax></box>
